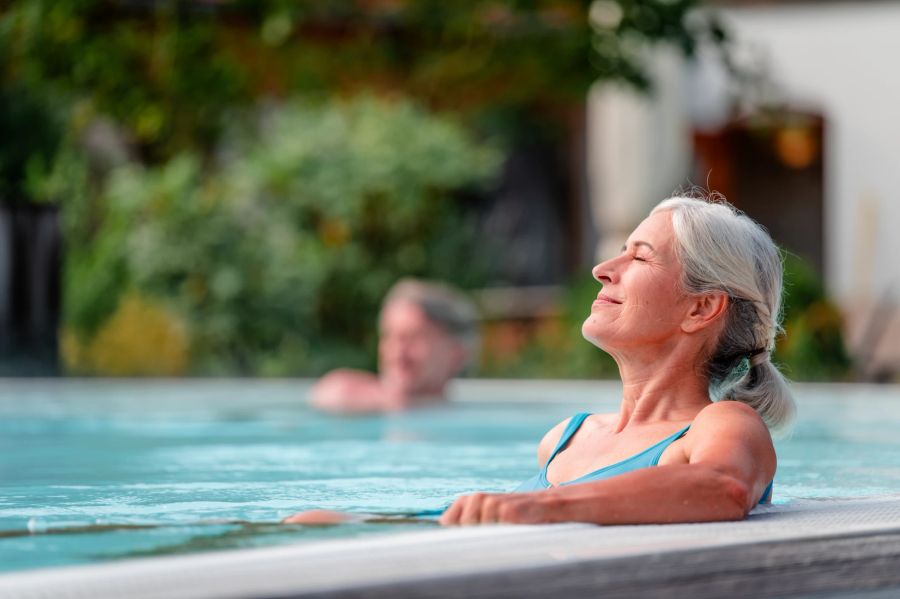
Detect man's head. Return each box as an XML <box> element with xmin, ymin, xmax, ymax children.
<box><xmin>377</xmin><ymin>279</ymin><xmax>479</xmax><ymax>398</ymax></box>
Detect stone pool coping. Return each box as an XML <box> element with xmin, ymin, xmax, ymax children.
<box><xmin>3</xmin><ymin>495</ymin><xmax>900</xmax><ymax>598</ymax></box>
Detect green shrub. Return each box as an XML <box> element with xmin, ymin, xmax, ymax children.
<box><xmin>775</xmin><ymin>254</ymin><xmax>852</xmax><ymax>381</ymax></box>
<box><xmin>0</xmin><ymin>82</ymin><xmax>63</xmax><ymax>203</ymax></box>
<box><xmin>64</xmin><ymin>97</ymin><xmax>500</xmax><ymax>375</ymax></box>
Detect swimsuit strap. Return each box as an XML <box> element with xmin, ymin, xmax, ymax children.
<box><xmin>760</xmin><ymin>480</ymin><xmax>774</xmax><ymax>504</ymax></box>
<box><xmin>646</xmin><ymin>425</ymin><xmax>692</xmax><ymax>466</ymax></box>
<box><xmin>543</xmin><ymin>412</ymin><xmax>591</xmax><ymax>469</ymax></box>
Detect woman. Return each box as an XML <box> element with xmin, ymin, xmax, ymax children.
<box><xmin>286</xmin><ymin>196</ymin><xmax>795</xmax><ymax>526</ymax></box>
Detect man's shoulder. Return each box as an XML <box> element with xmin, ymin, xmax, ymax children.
<box><xmin>317</xmin><ymin>369</ymin><xmax>379</xmax><ymax>387</ymax></box>
<box><xmin>309</xmin><ymin>369</ymin><xmax>383</xmax><ymax>413</ymax></box>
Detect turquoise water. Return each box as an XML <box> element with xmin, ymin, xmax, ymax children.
<box><xmin>2</xmin><ymin>380</ymin><xmax>900</xmax><ymax>573</ymax></box>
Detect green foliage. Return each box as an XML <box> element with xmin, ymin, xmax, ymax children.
<box><xmin>2</xmin><ymin>0</ymin><xmax>246</xmax><ymax>161</ymax></box>
<box><xmin>775</xmin><ymin>254</ymin><xmax>852</xmax><ymax>381</ymax></box>
<box><xmin>589</xmin><ymin>0</ymin><xmax>712</xmax><ymax>89</ymax></box>
<box><xmin>63</xmin><ymin>97</ymin><xmax>500</xmax><ymax>375</ymax></box>
<box><xmin>0</xmin><ymin>82</ymin><xmax>63</xmax><ymax>202</ymax></box>
<box><xmin>2</xmin><ymin>0</ymin><xmax>716</xmax><ymax>162</ymax></box>
<box><xmin>1</xmin><ymin>0</ymin><xmax>750</xmax><ymax>377</ymax></box>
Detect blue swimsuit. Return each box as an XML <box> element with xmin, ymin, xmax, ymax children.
<box><xmin>515</xmin><ymin>412</ymin><xmax>773</xmax><ymax>503</ymax></box>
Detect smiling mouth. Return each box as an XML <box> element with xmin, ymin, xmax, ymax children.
<box><xmin>594</xmin><ymin>293</ymin><xmax>622</xmax><ymax>305</ymax></box>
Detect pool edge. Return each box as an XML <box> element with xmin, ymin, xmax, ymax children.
<box><xmin>4</xmin><ymin>495</ymin><xmax>900</xmax><ymax>599</ymax></box>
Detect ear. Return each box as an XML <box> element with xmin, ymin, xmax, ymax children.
<box><xmin>681</xmin><ymin>293</ymin><xmax>729</xmax><ymax>334</ymax></box>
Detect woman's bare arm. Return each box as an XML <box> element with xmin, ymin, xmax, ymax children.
<box><xmin>440</xmin><ymin>401</ymin><xmax>776</xmax><ymax>526</ymax></box>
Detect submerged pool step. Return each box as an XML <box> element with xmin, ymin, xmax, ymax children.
<box><xmin>3</xmin><ymin>495</ymin><xmax>900</xmax><ymax>599</ymax></box>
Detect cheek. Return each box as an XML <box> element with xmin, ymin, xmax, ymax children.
<box><xmin>581</xmin><ymin>311</ymin><xmax>620</xmax><ymax>340</ymax></box>
<box><xmin>625</xmin><ymin>275</ymin><xmax>682</xmax><ymax>315</ymax></box>
<box><xmin>404</xmin><ymin>339</ymin><xmax>434</xmax><ymax>363</ymax></box>
<box><xmin>420</xmin><ymin>340</ymin><xmax>456</xmax><ymax>370</ymax></box>
<box><xmin>380</xmin><ymin>339</ymin><xmax>412</xmax><ymax>364</ymax></box>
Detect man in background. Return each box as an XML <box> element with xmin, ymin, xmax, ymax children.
<box><xmin>310</xmin><ymin>279</ymin><xmax>479</xmax><ymax>413</ymax></box>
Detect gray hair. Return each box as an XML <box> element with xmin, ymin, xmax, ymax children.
<box><xmin>651</xmin><ymin>197</ymin><xmax>796</xmax><ymax>431</ymax></box>
<box><xmin>382</xmin><ymin>279</ymin><xmax>480</xmax><ymax>366</ymax></box>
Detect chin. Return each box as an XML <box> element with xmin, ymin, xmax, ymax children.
<box><xmin>581</xmin><ymin>318</ymin><xmax>614</xmax><ymax>352</ymax></box>
<box><xmin>581</xmin><ymin>316</ymin><xmax>603</xmax><ymax>342</ymax></box>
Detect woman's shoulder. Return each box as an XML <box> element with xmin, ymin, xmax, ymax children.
<box><xmin>684</xmin><ymin>400</ymin><xmax>774</xmax><ymax>462</ymax></box>
<box><xmin>692</xmin><ymin>399</ymin><xmax>767</xmax><ymax>430</ymax></box>
<box><xmin>683</xmin><ymin>400</ymin><xmax>777</xmax><ymax>495</ymax></box>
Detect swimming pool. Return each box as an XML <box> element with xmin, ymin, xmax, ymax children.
<box><xmin>2</xmin><ymin>378</ymin><xmax>900</xmax><ymax>575</ymax></box>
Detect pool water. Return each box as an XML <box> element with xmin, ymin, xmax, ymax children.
<box><xmin>1</xmin><ymin>379</ymin><xmax>899</xmax><ymax>573</ymax></box>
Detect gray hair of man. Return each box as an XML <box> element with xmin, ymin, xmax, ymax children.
<box><xmin>650</xmin><ymin>197</ymin><xmax>796</xmax><ymax>432</ymax></box>
<box><xmin>381</xmin><ymin>279</ymin><xmax>481</xmax><ymax>368</ymax></box>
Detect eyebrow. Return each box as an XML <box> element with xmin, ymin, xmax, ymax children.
<box><xmin>620</xmin><ymin>240</ymin><xmax>656</xmax><ymax>252</ymax></box>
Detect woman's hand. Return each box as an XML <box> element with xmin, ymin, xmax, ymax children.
<box><xmin>439</xmin><ymin>491</ymin><xmax>559</xmax><ymax>526</ymax></box>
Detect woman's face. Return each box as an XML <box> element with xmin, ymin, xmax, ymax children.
<box><xmin>582</xmin><ymin>210</ymin><xmax>694</xmax><ymax>353</ymax></box>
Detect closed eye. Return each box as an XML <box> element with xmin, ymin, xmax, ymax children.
<box><xmin>621</xmin><ymin>241</ymin><xmax>654</xmax><ymax>262</ymax></box>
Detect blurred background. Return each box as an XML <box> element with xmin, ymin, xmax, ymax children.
<box><xmin>0</xmin><ymin>0</ymin><xmax>896</xmax><ymax>383</ymax></box>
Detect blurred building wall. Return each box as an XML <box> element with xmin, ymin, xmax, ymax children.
<box><xmin>718</xmin><ymin>1</ymin><xmax>900</xmax><ymax>376</ymax></box>
<box><xmin>587</xmin><ymin>47</ymin><xmax>691</xmax><ymax>262</ymax></box>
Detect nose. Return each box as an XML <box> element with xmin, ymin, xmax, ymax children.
<box><xmin>591</xmin><ymin>256</ymin><xmax>619</xmax><ymax>285</ymax></box>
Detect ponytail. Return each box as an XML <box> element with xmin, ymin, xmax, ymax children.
<box><xmin>653</xmin><ymin>197</ymin><xmax>796</xmax><ymax>433</ymax></box>
<box><xmin>715</xmin><ymin>358</ymin><xmax>796</xmax><ymax>434</ymax></box>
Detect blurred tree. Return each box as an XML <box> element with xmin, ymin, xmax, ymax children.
<box><xmin>61</xmin><ymin>98</ymin><xmax>499</xmax><ymax>375</ymax></box>
<box><xmin>775</xmin><ymin>254</ymin><xmax>852</xmax><ymax>381</ymax></box>
<box><xmin>1</xmin><ymin>0</ymin><xmax>717</xmax><ymax>161</ymax></box>
<box><xmin>0</xmin><ymin>82</ymin><xmax>63</xmax><ymax>203</ymax></box>
<box><xmin>1</xmin><ymin>0</ymin><xmax>246</xmax><ymax>162</ymax></box>
<box><xmin>62</xmin><ymin>292</ymin><xmax>189</xmax><ymax>376</ymax></box>
<box><xmin>0</xmin><ymin>0</ymin><xmax>731</xmax><ymax>376</ymax></box>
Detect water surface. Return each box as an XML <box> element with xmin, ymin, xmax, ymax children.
<box><xmin>1</xmin><ymin>379</ymin><xmax>898</xmax><ymax>573</ymax></box>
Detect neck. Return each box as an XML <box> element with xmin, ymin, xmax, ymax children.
<box><xmin>609</xmin><ymin>340</ymin><xmax>713</xmax><ymax>432</ymax></box>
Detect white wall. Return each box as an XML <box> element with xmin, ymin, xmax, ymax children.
<box><xmin>718</xmin><ymin>2</ymin><xmax>900</xmax><ymax>308</ymax></box>
<box><xmin>587</xmin><ymin>48</ymin><xmax>691</xmax><ymax>262</ymax></box>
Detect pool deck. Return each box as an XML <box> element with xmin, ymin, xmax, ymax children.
<box><xmin>3</xmin><ymin>495</ymin><xmax>900</xmax><ymax>599</ymax></box>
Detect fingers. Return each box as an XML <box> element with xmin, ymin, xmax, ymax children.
<box><xmin>438</xmin><ymin>499</ymin><xmax>462</xmax><ymax>526</ymax></box>
<box><xmin>481</xmin><ymin>494</ymin><xmax>501</xmax><ymax>524</ymax></box>
<box><xmin>440</xmin><ymin>494</ymin><xmax>487</xmax><ymax>526</ymax></box>
<box><xmin>460</xmin><ymin>492</ymin><xmax>488</xmax><ymax>525</ymax></box>
<box><xmin>439</xmin><ymin>492</ymin><xmax>543</xmax><ymax>526</ymax></box>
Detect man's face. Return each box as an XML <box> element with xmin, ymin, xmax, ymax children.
<box><xmin>378</xmin><ymin>300</ymin><xmax>465</xmax><ymax>397</ymax></box>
